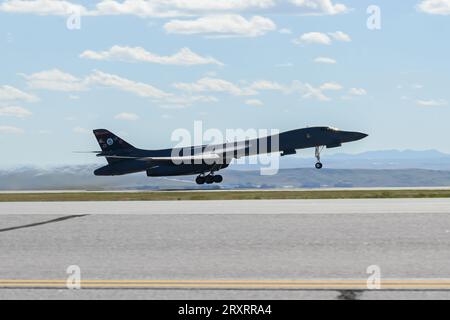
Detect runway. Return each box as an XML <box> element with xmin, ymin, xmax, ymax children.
<box><xmin>2</xmin><ymin>198</ymin><xmax>450</xmax><ymax>215</ymax></box>
<box><xmin>1</xmin><ymin>199</ymin><xmax>450</xmax><ymax>299</ymax></box>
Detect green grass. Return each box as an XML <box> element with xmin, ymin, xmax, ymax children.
<box><xmin>0</xmin><ymin>189</ymin><xmax>450</xmax><ymax>202</ymax></box>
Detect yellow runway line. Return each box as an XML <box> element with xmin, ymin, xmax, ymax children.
<box><xmin>1</xmin><ymin>279</ymin><xmax>450</xmax><ymax>289</ymax></box>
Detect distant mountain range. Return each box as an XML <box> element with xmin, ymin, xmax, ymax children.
<box><xmin>233</xmin><ymin>149</ymin><xmax>450</xmax><ymax>171</ymax></box>
<box><xmin>2</xmin><ymin>165</ymin><xmax>450</xmax><ymax>191</ymax></box>
<box><xmin>332</xmin><ymin>149</ymin><xmax>449</xmax><ymax>160</ymax></box>
<box><xmin>1</xmin><ymin>150</ymin><xmax>450</xmax><ymax>190</ymax></box>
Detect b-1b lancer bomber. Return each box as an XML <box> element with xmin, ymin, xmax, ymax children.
<box><xmin>92</xmin><ymin>127</ymin><xmax>368</xmax><ymax>185</ymax></box>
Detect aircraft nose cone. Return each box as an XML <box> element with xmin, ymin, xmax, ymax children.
<box><xmin>340</xmin><ymin>131</ymin><xmax>368</xmax><ymax>142</ymax></box>
<box><xmin>354</xmin><ymin>132</ymin><xmax>368</xmax><ymax>141</ymax></box>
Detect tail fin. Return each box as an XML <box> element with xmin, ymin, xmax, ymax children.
<box><xmin>93</xmin><ymin>129</ymin><xmax>135</xmax><ymax>154</ymax></box>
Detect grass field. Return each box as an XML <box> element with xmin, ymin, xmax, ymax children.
<box><xmin>1</xmin><ymin>189</ymin><xmax>450</xmax><ymax>202</ymax></box>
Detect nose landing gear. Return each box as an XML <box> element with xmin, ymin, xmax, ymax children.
<box><xmin>315</xmin><ymin>146</ymin><xmax>324</xmax><ymax>169</ymax></box>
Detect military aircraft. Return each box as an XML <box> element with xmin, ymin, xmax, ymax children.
<box><xmin>92</xmin><ymin>127</ymin><xmax>367</xmax><ymax>184</ymax></box>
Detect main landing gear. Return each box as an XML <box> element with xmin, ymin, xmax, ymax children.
<box><xmin>315</xmin><ymin>146</ymin><xmax>324</xmax><ymax>169</ymax></box>
<box><xmin>196</xmin><ymin>173</ymin><xmax>223</xmax><ymax>185</ymax></box>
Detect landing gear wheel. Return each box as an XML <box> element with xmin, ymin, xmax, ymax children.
<box><xmin>315</xmin><ymin>162</ymin><xmax>323</xmax><ymax>169</ymax></box>
<box><xmin>213</xmin><ymin>175</ymin><xmax>223</xmax><ymax>183</ymax></box>
<box><xmin>205</xmin><ymin>175</ymin><xmax>214</xmax><ymax>184</ymax></box>
<box><xmin>196</xmin><ymin>176</ymin><xmax>206</xmax><ymax>185</ymax></box>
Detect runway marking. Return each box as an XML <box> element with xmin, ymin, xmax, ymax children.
<box><xmin>0</xmin><ymin>215</ymin><xmax>88</xmax><ymax>233</ymax></box>
<box><xmin>2</xmin><ymin>279</ymin><xmax>450</xmax><ymax>289</ymax></box>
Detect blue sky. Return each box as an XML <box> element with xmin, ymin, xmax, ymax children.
<box><xmin>0</xmin><ymin>0</ymin><xmax>449</xmax><ymax>166</ymax></box>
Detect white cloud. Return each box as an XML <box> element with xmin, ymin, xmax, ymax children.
<box><xmin>80</xmin><ymin>46</ymin><xmax>223</xmax><ymax>66</ymax></box>
<box><xmin>114</xmin><ymin>112</ymin><xmax>140</xmax><ymax>121</ymax></box>
<box><xmin>92</xmin><ymin>0</ymin><xmax>182</xmax><ymax>17</ymax></box>
<box><xmin>21</xmin><ymin>69</ymin><xmax>87</xmax><ymax>92</ymax></box>
<box><xmin>416</xmin><ymin>99</ymin><xmax>448</xmax><ymax>106</ymax></box>
<box><xmin>293</xmin><ymin>32</ymin><xmax>331</xmax><ymax>45</ymax></box>
<box><xmin>0</xmin><ymin>106</ymin><xmax>32</xmax><ymax>118</ymax></box>
<box><xmin>302</xmin><ymin>83</ymin><xmax>331</xmax><ymax>101</ymax></box>
<box><xmin>245</xmin><ymin>99</ymin><xmax>263</xmax><ymax>106</ymax></box>
<box><xmin>314</xmin><ymin>56</ymin><xmax>337</xmax><ymax>64</ymax></box>
<box><xmin>293</xmin><ymin>31</ymin><xmax>350</xmax><ymax>45</ymax></box>
<box><xmin>19</xmin><ymin>68</ymin><xmax>221</xmax><ymax>107</ymax></box>
<box><xmin>86</xmin><ymin>71</ymin><xmax>217</xmax><ymax>107</ymax></box>
<box><xmin>164</xmin><ymin>14</ymin><xmax>276</xmax><ymax>37</ymax></box>
<box><xmin>0</xmin><ymin>0</ymin><xmax>276</xmax><ymax>17</ymax></box>
<box><xmin>289</xmin><ymin>0</ymin><xmax>349</xmax><ymax>15</ymax></box>
<box><xmin>174</xmin><ymin>78</ymin><xmax>341</xmax><ymax>102</ymax></box>
<box><xmin>16</xmin><ymin>65</ymin><xmax>364</xmax><ymax>108</ymax></box>
<box><xmin>93</xmin><ymin>0</ymin><xmax>275</xmax><ymax>17</ymax></box>
<box><xmin>0</xmin><ymin>85</ymin><xmax>38</xmax><ymax>102</ymax></box>
<box><xmin>268</xmin><ymin>80</ymin><xmax>335</xmax><ymax>101</ymax></box>
<box><xmin>0</xmin><ymin>0</ymin><xmax>86</xmax><ymax>16</ymax></box>
<box><xmin>320</xmin><ymin>82</ymin><xmax>343</xmax><ymax>91</ymax></box>
<box><xmin>21</xmin><ymin>69</ymin><xmax>172</xmax><ymax>100</ymax></box>
<box><xmin>161</xmin><ymin>0</ymin><xmax>276</xmax><ymax>11</ymax></box>
<box><xmin>417</xmin><ymin>0</ymin><xmax>450</xmax><ymax>15</ymax></box>
<box><xmin>173</xmin><ymin>77</ymin><xmax>257</xmax><ymax>96</ymax></box>
<box><xmin>249</xmin><ymin>80</ymin><xmax>288</xmax><ymax>92</ymax></box>
<box><xmin>328</xmin><ymin>31</ymin><xmax>351</xmax><ymax>42</ymax></box>
<box><xmin>349</xmin><ymin>87</ymin><xmax>367</xmax><ymax>96</ymax></box>
<box><xmin>0</xmin><ymin>0</ymin><xmax>350</xmax><ymax>18</ymax></box>
<box><xmin>0</xmin><ymin>125</ymin><xmax>24</xmax><ymax>134</ymax></box>
<box><xmin>86</xmin><ymin>70</ymin><xmax>170</xmax><ymax>99</ymax></box>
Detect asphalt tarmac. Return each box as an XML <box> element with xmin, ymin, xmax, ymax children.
<box><xmin>1</xmin><ymin>199</ymin><xmax>450</xmax><ymax>299</ymax></box>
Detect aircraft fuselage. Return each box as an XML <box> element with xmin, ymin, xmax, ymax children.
<box><xmin>92</xmin><ymin>126</ymin><xmax>368</xmax><ymax>184</ymax></box>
